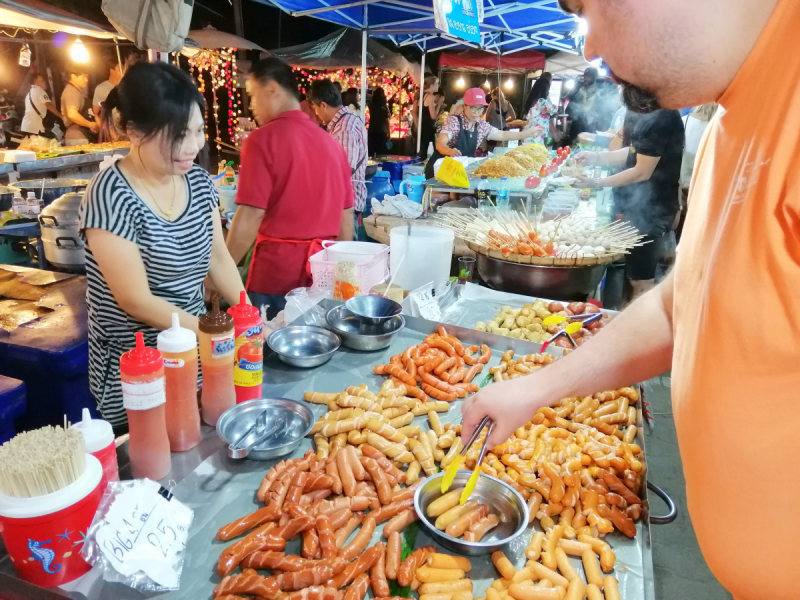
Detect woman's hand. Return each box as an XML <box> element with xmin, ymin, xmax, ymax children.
<box><xmin>574</xmin><ymin>151</ymin><xmax>598</xmax><ymax>166</ymax></box>
<box><xmin>449</xmin><ymin>148</ymin><xmax>462</xmax><ymax>157</ymax></box>
<box><xmin>522</xmin><ymin>125</ymin><xmax>545</xmax><ymax>139</ymax></box>
<box><xmin>573</xmin><ymin>174</ymin><xmax>598</xmax><ymax>188</ymax></box>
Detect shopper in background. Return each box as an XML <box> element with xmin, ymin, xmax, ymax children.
<box><xmin>342</xmin><ymin>88</ymin><xmax>360</xmax><ymax>113</ymax></box>
<box><xmin>677</xmin><ymin>103</ymin><xmax>718</xmax><ymax>240</ymax></box>
<box><xmin>522</xmin><ymin>73</ymin><xmax>557</xmax><ymax>146</ymax></box>
<box><xmin>308</xmin><ymin>80</ymin><xmax>368</xmax><ymax>240</ymax></box>
<box><xmin>367</xmin><ymin>87</ymin><xmax>390</xmax><ymax>156</ymax></box>
<box><xmin>226</xmin><ymin>58</ymin><xmax>354</xmax><ymax>320</ymax></box>
<box><xmin>565</xmin><ymin>67</ymin><xmax>600</xmax><ymax>144</ymax></box>
<box><xmin>417</xmin><ymin>76</ymin><xmax>444</xmax><ymax>158</ymax></box>
<box><xmin>485</xmin><ymin>88</ymin><xmax>516</xmax><ymax>129</ymax></box>
<box><xmin>80</xmin><ymin>62</ymin><xmax>244</xmax><ymax>432</ymax></box>
<box><xmin>61</xmin><ymin>68</ymin><xmax>97</xmax><ymax>146</ymax></box>
<box><xmin>92</xmin><ymin>61</ymin><xmax>123</xmax><ymax>123</ymax></box>
<box><xmin>425</xmin><ymin>87</ymin><xmax>542</xmax><ymax>178</ymax></box>
<box><xmin>573</xmin><ymin>108</ymin><xmax>684</xmax><ymax>301</ymax></box>
<box><xmin>463</xmin><ymin>0</ymin><xmax>799</xmax><ymax>597</ymax></box>
<box><xmin>21</xmin><ymin>73</ymin><xmax>63</xmax><ymax>138</ymax></box>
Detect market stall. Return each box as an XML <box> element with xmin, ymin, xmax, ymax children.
<box><xmin>0</xmin><ymin>298</ymin><xmax>671</xmax><ymax>600</ymax></box>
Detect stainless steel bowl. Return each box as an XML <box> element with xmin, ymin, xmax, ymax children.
<box><xmin>267</xmin><ymin>326</ymin><xmax>340</xmax><ymax>368</ymax></box>
<box><xmin>414</xmin><ymin>471</ymin><xmax>529</xmax><ymax>555</ymax></box>
<box><xmin>326</xmin><ymin>305</ymin><xmax>404</xmax><ymax>352</ymax></box>
<box><xmin>477</xmin><ymin>253</ymin><xmax>606</xmax><ymax>301</ymax></box>
<box><xmin>345</xmin><ymin>295</ymin><xmax>403</xmax><ymax>326</ymax></box>
<box><xmin>216</xmin><ymin>398</ymin><xmax>314</xmax><ymax>460</ymax></box>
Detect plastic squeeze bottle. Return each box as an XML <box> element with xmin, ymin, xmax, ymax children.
<box><xmin>119</xmin><ymin>332</ymin><xmax>171</xmax><ymax>480</ymax></box>
<box><xmin>227</xmin><ymin>291</ymin><xmax>263</xmax><ymax>403</ymax></box>
<box><xmin>157</xmin><ymin>314</ymin><xmax>201</xmax><ymax>452</ymax></box>
<box><xmin>72</xmin><ymin>407</ymin><xmax>118</xmax><ymax>492</ymax></box>
<box><xmin>198</xmin><ymin>297</ymin><xmax>236</xmax><ymax>425</ymax></box>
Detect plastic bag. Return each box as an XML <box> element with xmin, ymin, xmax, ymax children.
<box><xmin>81</xmin><ymin>479</ymin><xmax>193</xmax><ymax>592</ymax></box>
<box><xmin>285</xmin><ymin>287</ymin><xmax>329</xmax><ymax>326</ymax></box>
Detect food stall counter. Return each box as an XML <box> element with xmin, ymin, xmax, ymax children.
<box><xmin>0</xmin><ymin>147</ymin><xmax>130</xmax><ymax>183</ymax></box>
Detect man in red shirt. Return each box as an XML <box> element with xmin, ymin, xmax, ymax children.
<box><xmin>227</xmin><ymin>58</ymin><xmax>354</xmax><ymax>318</ymax></box>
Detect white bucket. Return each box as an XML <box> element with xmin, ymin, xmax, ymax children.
<box><xmin>321</xmin><ymin>241</ymin><xmax>385</xmax><ymax>265</ymax></box>
<box><xmin>218</xmin><ymin>185</ymin><xmax>237</xmax><ymax>214</ymax></box>
<box><xmin>389</xmin><ymin>226</ymin><xmax>454</xmax><ymax>291</ymax></box>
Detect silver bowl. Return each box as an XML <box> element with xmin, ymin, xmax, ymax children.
<box><xmin>414</xmin><ymin>471</ymin><xmax>529</xmax><ymax>555</ymax></box>
<box><xmin>345</xmin><ymin>295</ymin><xmax>403</xmax><ymax>327</ymax></box>
<box><xmin>267</xmin><ymin>326</ymin><xmax>340</xmax><ymax>368</ymax></box>
<box><xmin>326</xmin><ymin>305</ymin><xmax>404</xmax><ymax>352</ymax></box>
<box><xmin>216</xmin><ymin>398</ymin><xmax>314</xmax><ymax>460</ymax></box>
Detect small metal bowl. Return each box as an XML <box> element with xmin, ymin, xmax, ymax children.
<box><xmin>414</xmin><ymin>471</ymin><xmax>529</xmax><ymax>555</ymax></box>
<box><xmin>267</xmin><ymin>326</ymin><xmax>340</xmax><ymax>368</ymax></box>
<box><xmin>326</xmin><ymin>305</ymin><xmax>404</xmax><ymax>352</ymax></box>
<box><xmin>216</xmin><ymin>398</ymin><xmax>314</xmax><ymax>460</ymax></box>
<box><xmin>345</xmin><ymin>295</ymin><xmax>403</xmax><ymax>327</ymax></box>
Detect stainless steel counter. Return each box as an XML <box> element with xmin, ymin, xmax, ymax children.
<box><xmin>0</xmin><ymin>148</ymin><xmax>130</xmax><ymax>182</ymax></box>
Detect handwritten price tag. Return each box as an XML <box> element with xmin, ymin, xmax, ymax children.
<box><xmin>95</xmin><ymin>479</ymin><xmax>193</xmax><ymax>589</ymax></box>
<box><xmin>410</xmin><ymin>284</ymin><xmax>442</xmax><ymax>321</ymax></box>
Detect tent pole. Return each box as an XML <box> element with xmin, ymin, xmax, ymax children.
<box><xmin>360</xmin><ymin>7</ymin><xmax>368</xmax><ymax>122</ymax></box>
<box><xmin>114</xmin><ymin>37</ymin><xmax>123</xmax><ymax>71</ymax></box>
<box><xmin>416</xmin><ymin>42</ymin><xmax>426</xmax><ymax>156</ymax></box>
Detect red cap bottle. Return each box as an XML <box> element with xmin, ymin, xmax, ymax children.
<box><xmin>227</xmin><ymin>291</ymin><xmax>263</xmax><ymax>403</ymax></box>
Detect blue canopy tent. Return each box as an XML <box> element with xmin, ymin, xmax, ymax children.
<box><xmin>250</xmin><ymin>0</ymin><xmax>581</xmax><ymax>150</ymax></box>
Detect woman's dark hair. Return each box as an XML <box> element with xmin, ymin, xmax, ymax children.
<box><xmin>523</xmin><ymin>72</ymin><xmax>553</xmax><ymax>115</ymax></box>
<box><xmin>370</xmin><ymin>87</ymin><xmax>387</xmax><ymax>111</ymax></box>
<box><xmin>103</xmin><ymin>62</ymin><xmax>204</xmax><ymax>152</ymax></box>
<box><xmin>342</xmin><ymin>88</ymin><xmax>360</xmax><ymax>111</ymax></box>
<box><xmin>249</xmin><ymin>57</ymin><xmax>299</xmax><ymax>99</ymax></box>
<box><xmin>309</xmin><ymin>80</ymin><xmax>342</xmax><ymax>108</ymax></box>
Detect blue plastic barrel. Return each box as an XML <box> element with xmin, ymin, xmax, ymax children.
<box><xmin>0</xmin><ymin>375</ymin><xmax>27</xmax><ymax>444</ymax></box>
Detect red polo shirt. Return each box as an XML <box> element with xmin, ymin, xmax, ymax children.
<box><xmin>236</xmin><ymin>110</ymin><xmax>354</xmax><ymax>295</ymax></box>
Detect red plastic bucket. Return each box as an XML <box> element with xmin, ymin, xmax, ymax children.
<box><xmin>0</xmin><ymin>455</ymin><xmax>102</xmax><ymax>587</ymax></box>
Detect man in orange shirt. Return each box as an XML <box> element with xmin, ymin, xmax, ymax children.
<box><xmin>461</xmin><ymin>1</ymin><xmax>798</xmax><ymax>599</ymax></box>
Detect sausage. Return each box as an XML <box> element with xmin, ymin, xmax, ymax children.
<box><xmin>389</xmin><ymin>480</ymin><xmax>420</xmax><ymax>503</ymax></box>
<box><xmin>340</xmin><ymin>515</ymin><xmax>377</xmax><ymax>561</ymax></box>
<box><xmin>336</xmin><ymin>446</ymin><xmax>357</xmax><ymax>497</ymax></box>
<box><xmin>415</xmin><ymin>566</ymin><xmax>464</xmax><ymax>583</ymax></box>
<box><xmin>316</xmin><ymin>515</ymin><xmax>338</xmax><ymax>559</ymax></box>
<box><xmin>275</xmin><ymin>516</ymin><xmax>316</xmax><ymax>540</ymax></box>
<box><xmin>462</xmin><ymin>364</ymin><xmax>483</xmax><ymax>383</ymax></box>
<box><xmin>286</xmin><ymin>471</ymin><xmax>310</xmax><ymax>506</ymax></box>
<box><xmin>603</xmin><ymin>576</ymin><xmax>621</xmax><ymax>600</ymax></box>
<box><xmin>217</xmin><ymin>505</ymin><xmax>282</xmax><ymax>541</ymax></box>
<box><xmin>429</xmin><ymin>338</ymin><xmax>456</xmax><ymax>357</ymax></box>
<box><xmin>325</xmin><ymin>457</ymin><xmax>344</xmax><ymax>495</ymax></box>
<box><xmin>303</xmin><ymin>528</ymin><xmax>320</xmax><ymax>559</ymax></box>
<box><xmin>385</xmin><ymin>531</ymin><xmax>402</xmax><ymax>579</ymax></box>
<box><xmin>328</xmin><ymin>508</ymin><xmax>353</xmax><ymax>531</ymax></box>
<box><xmin>240</xmin><ymin>551</ymin><xmax>305</xmax><ymax>571</ymax></box>
<box><xmin>257</xmin><ymin>459</ymin><xmax>290</xmax><ymax>503</ymax></box>
<box><xmin>327</xmin><ymin>544</ymin><xmax>382</xmax><ymax>588</ymax></box>
<box><xmin>445</xmin><ymin>504</ymin><xmax>489</xmax><ymax>538</ymax></box>
<box><xmin>318</xmin><ymin>496</ymin><xmax>372</xmax><ymax>514</ymax></box>
<box><xmin>554</xmin><ymin>547</ymin><xmax>580</xmax><ymax>582</ymax></box>
<box><xmin>421</xmin><ymin>383</ymin><xmax>457</xmax><ymax>402</ymax></box>
<box><xmin>217</xmin><ymin>523</ymin><xmax>287</xmax><ymax>577</ymax></box>
<box><xmin>344</xmin><ymin>573</ymin><xmax>370</xmax><ymax>600</ymax></box>
<box><xmin>370</xmin><ymin>497</ymin><xmax>414</xmax><ymax>523</ymax></box>
<box><xmin>601</xmin><ymin>472</ymin><xmax>642</xmax><ymax>505</ymax></box>
<box><xmin>467</xmin><ymin>513</ymin><xmax>499</xmax><ymax>542</ymax></box>
<box><xmin>301</xmin><ymin>489</ymin><xmax>334</xmax><ymax>505</ymax></box>
<box><xmin>360</xmin><ymin>456</ymin><xmax>393</xmax><ymax>505</ymax></box>
<box><xmin>213</xmin><ymin>572</ymin><xmax>280</xmax><ymax>599</ymax></box>
<box><xmin>370</xmin><ymin>542</ymin><xmax>391</xmax><ymax>597</ymax></box>
<box><xmin>607</xmin><ymin>505</ymin><xmax>637</xmax><ymax>538</ymax></box>
<box><xmin>383</xmin><ymin>509</ymin><xmax>418</xmax><ymax>537</ymax></box>
<box><xmin>585</xmin><ymin>584</ymin><xmax>604</xmax><ymax>600</ymax></box>
<box><xmin>345</xmin><ymin>445</ymin><xmax>366</xmax><ymax>481</ymax></box>
<box><xmin>285</xmin><ymin>586</ymin><xmax>341</xmax><ymax>600</ymax></box>
<box><xmin>387</xmin><ymin>366</ymin><xmax>416</xmax><ymax>388</ymax></box>
<box><xmin>361</xmin><ymin>444</ymin><xmax>406</xmax><ymax>483</ymax></box>
<box><xmin>334</xmin><ymin>513</ymin><xmax>364</xmax><ymax>549</ymax></box>
<box><xmin>277</xmin><ymin>565</ymin><xmax>337</xmax><ymax>591</ymax></box>
<box><xmin>581</xmin><ymin>550</ymin><xmax>604</xmax><ymax>587</ymax></box>
<box><xmin>434</xmin><ymin>499</ymin><xmax>478</xmax><ymax>530</ymax></box>
<box><xmin>304</xmin><ymin>473</ymin><xmax>336</xmax><ymax>493</ymax></box>
<box><xmin>396</xmin><ymin>546</ymin><xmax>436</xmax><ymax>587</ymax></box>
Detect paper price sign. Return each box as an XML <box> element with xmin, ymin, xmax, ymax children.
<box><xmin>96</xmin><ymin>479</ymin><xmax>193</xmax><ymax>590</ymax></box>
<box><xmin>436</xmin><ymin>157</ymin><xmax>470</xmax><ymax>188</ymax></box>
<box><xmin>411</xmin><ymin>284</ymin><xmax>442</xmax><ymax>322</ymax></box>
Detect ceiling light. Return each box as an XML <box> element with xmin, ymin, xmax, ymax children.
<box><xmin>483</xmin><ymin>79</ymin><xmax>490</xmax><ymax>88</ymax></box>
<box><xmin>456</xmin><ymin>77</ymin><xmax>465</xmax><ymax>88</ymax></box>
<box><xmin>565</xmin><ymin>79</ymin><xmax>575</xmax><ymax>90</ymax></box>
<box><xmin>503</xmin><ymin>78</ymin><xmax>513</xmax><ymax>90</ymax></box>
<box><xmin>70</xmin><ymin>38</ymin><xmax>89</xmax><ymax>63</ymax></box>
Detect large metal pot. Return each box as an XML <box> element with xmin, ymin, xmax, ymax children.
<box><xmin>477</xmin><ymin>253</ymin><xmax>606</xmax><ymax>301</ymax></box>
<box><xmin>0</xmin><ymin>186</ymin><xmax>14</xmax><ymax>211</ymax></box>
<box><xmin>38</xmin><ymin>192</ymin><xmax>85</xmax><ymax>272</ymax></box>
<box><xmin>11</xmin><ymin>178</ymin><xmax>89</xmax><ymax>207</ymax></box>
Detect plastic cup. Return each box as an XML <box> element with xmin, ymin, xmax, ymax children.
<box><xmin>458</xmin><ymin>256</ymin><xmax>476</xmax><ymax>284</ymax></box>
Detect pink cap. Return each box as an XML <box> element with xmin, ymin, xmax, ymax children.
<box><xmin>464</xmin><ymin>88</ymin><xmax>489</xmax><ymax>106</ymax></box>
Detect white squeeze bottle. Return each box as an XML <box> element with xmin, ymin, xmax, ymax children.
<box><xmin>71</xmin><ymin>408</ymin><xmax>119</xmax><ymax>492</ymax></box>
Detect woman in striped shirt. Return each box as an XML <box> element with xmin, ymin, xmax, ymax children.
<box><xmin>79</xmin><ymin>62</ymin><xmax>244</xmax><ymax>431</ymax></box>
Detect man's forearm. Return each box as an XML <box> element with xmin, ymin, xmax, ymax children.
<box><xmin>599</xmin><ymin>167</ymin><xmax>650</xmax><ymax>187</ymax></box>
<box><xmin>226</xmin><ymin>206</ymin><xmax>263</xmax><ymax>264</ymax></box>
<box><xmin>595</xmin><ymin>148</ymin><xmax>629</xmax><ymax>167</ymax></box>
<box><xmin>338</xmin><ymin>208</ymin><xmax>354</xmax><ymax>241</ymax></box>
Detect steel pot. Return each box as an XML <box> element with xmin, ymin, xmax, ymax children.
<box><xmin>38</xmin><ymin>192</ymin><xmax>85</xmax><ymax>271</ymax></box>
<box><xmin>41</xmin><ymin>236</ymin><xmax>85</xmax><ymax>271</ymax></box>
<box><xmin>11</xmin><ymin>179</ymin><xmax>89</xmax><ymax>207</ymax></box>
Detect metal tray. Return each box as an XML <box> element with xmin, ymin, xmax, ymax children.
<box><xmin>19</xmin><ymin>300</ymin><xmax>657</xmax><ymax>600</ymax></box>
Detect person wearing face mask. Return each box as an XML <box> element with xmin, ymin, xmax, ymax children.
<box><xmin>79</xmin><ymin>62</ymin><xmax>245</xmax><ymax>432</ymax></box>
<box><xmin>60</xmin><ymin>68</ymin><xmax>97</xmax><ymax>146</ymax></box>
<box><xmin>226</xmin><ymin>58</ymin><xmax>354</xmax><ymax>320</ymax></box>
<box><xmin>425</xmin><ymin>87</ymin><xmax>542</xmax><ymax>179</ymax></box>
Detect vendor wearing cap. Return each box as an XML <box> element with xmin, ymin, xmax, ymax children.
<box><xmin>425</xmin><ymin>87</ymin><xmax>542</xmax><ymax>179</ymax></box>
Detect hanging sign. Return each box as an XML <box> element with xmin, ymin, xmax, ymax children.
<box><xmin>433</xmin><ymin>0</ymin><xmax>481</xmax><ymax>43</ymax></box>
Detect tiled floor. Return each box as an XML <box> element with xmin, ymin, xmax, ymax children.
<box><xmin>643</xmin><ymin>374</ymin><xmax>732</xmax><ymax>600</ymax></box>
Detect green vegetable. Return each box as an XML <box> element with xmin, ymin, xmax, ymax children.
<box><xmin>388</xmin><ymin>521</ymin><xmax>419</xmax><ymax>597</ymax></box>
<box><xmin>479</xmin><ymin>372</ymin><xmax>494</xmax><ymax>388</ymax></box>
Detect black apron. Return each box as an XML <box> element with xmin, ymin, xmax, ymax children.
<box><xmin>425</xmin><ymin>116</ymin><xmax>479</xmax><ymax>179</ymax></box>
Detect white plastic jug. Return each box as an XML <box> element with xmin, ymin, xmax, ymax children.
<box><xmin>389</xmin><ymin>226</ymin><xmax>454</xmax><ymax>291</ymax></box>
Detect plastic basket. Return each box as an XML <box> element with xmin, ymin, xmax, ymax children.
<box><xmin>309</xmin><ymin>245</ymin><xmax>390</xmax><ymax>294</ymax></box>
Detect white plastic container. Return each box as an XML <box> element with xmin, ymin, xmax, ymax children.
<box><xmin>389</xmin><ymin>226</ymin><xmax>454</xmax><ymax>291</ymax></box>
<box><xmin>321</xmin><ymin>241</ymin><xmax>386</xmax><ymax>265</ymax></box>
<box><xmin>71</xmin><ymin>408</ymin><xmax>118</xmax><ymax>492</ymax></box>
<box><xmin>218</xmin><ymin>184</ymin><xmax>237</xmax><ymax>214</ymax></box>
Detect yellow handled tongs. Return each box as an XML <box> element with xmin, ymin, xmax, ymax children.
<box><xmin>441</xmin><ymin>416</ymin><xmax>495</xmax><ymax>504</ymax></box>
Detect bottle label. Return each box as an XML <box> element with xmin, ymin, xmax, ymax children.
<box><xmin>233</xmin><ymin>325</ymin><xmax>263</xmax><ymax>388</ymax></box>
<box><xmin>211</xmin><ymin>334</ymin><xmax>235</xmax><ymax>359</ymax></box>
<box><xmin>122</xmin><ymin>378</ymin><xmax>166</xmax><ymax>410</ymax></box>
<box><xmin>163</xmin><ymin>358</ymin><xmax>185</xmax><ymax>369</ymax></box>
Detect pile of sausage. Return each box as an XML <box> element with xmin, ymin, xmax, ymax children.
<box><xmin>489</xmin><ymin>351</ymin><xmax>557</xmax><ymax>383</ymax></box>
<box><xmin>372</xmin><ymin>327</ymin><xmax>491</xmax><ymax>402</ymax></box>
<box><xmin>426</xmin><ymin>489</ymin><xmax>500</xmax><ymax>542</ymax></box>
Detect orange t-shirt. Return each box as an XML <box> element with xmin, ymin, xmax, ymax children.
<box><xmin>672</xmin><ymin>1</ymin><xmax>800</xmax><ymax>598</ymax></box>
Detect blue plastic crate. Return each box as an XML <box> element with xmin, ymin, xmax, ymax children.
<box><xmin>378</xmin><ymin>156</ymin><xmax>422</xmax><ymax>182</ymax></box>
<box><xmin>0</xmin><ymin>375</ymin><xmax>27</xmax><ymax>444</ymax></box>
<box><xmin>0</xmin><ymin>306</ymin><xmax>96</xmax><ymax>432</ymax></box>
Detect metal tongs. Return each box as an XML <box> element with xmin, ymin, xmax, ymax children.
<box><xmin>228</xmin><ymin>411</ymin><xmax>288</xmax><ymax>459</ymax></box>
<box><xmin>541</xmin><ymin>312</ymin><xmax>603</xmax><ymax>352</ymax></box>
<box><xmin>441</xmin><ymin>416</ymin><xmax>495</xmax><ymax>505</ymax></box>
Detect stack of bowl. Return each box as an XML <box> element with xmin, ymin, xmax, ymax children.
<box><xmin>326</xmin><ymin>295</ymin><xmax>405</xmax><ymax>352</ymax></box>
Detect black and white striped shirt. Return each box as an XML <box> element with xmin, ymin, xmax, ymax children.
<box><xmin>79</xmin><ymin>163</ymin><xmax>217</xmax><ymax>425</ymax></box>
